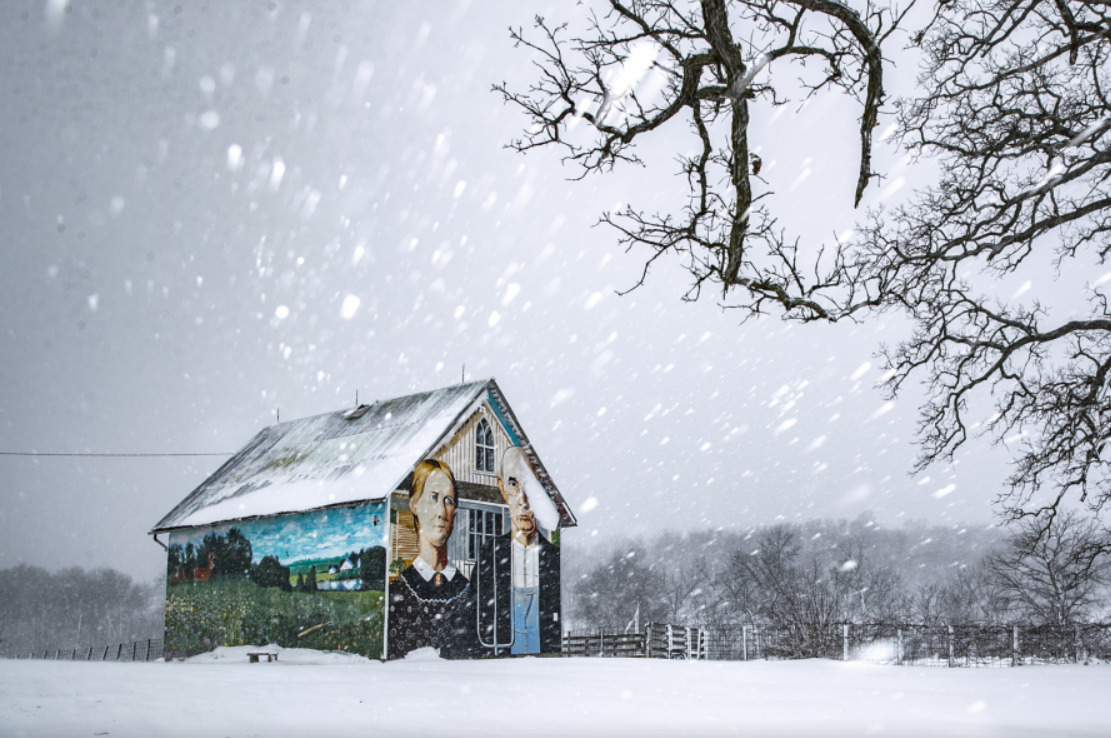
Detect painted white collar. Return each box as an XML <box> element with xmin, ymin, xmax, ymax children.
<box><xmin>511</xmin><ymin>536</ymin><xmax>539</xmax><ymax>551</ymax></box>
<box><xmin>412</xmin><ymin>556</ymin><xmax>457</xmax><ymax>582</ymax></box>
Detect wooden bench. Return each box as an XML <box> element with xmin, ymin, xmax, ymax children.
<box><xmin>247</xmin><ymin>652</ymin><xmax>279</xmax><ymax>663</ymax></box>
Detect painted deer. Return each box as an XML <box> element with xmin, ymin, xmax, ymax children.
<box><xmin>193</xmin><ymin>552</ymin><xmax>216</xmax><ymax>582</ymax></box>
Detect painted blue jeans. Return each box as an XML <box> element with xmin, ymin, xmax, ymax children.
<box><xmin>511</xmin><ymin>586</ymin><xmax>540</xmax><ymax>654</ymax></box>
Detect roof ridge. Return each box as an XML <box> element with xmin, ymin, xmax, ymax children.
<box><xmin>267</xmin><ymin>379</ymin><xmax>494</xmax><ymax>430</ymax></box>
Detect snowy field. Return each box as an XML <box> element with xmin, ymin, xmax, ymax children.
<box><xmin>1</xmin><ymin>646</ymin><xmax>1108</xmax><ymax>738</ymax></box>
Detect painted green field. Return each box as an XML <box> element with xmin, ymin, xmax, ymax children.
<box><xmin>165</xmin><ymin>578</ymin><xmax>383</xmax><ymax>659</ymax></box>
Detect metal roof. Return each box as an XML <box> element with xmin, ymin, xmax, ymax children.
<box><xmin>151</xmin><ymin>379</ymin><xmax>576</xmax><ymax>532</ymax></box>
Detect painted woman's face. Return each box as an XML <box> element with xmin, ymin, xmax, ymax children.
<box><xmin>413</xmin><ymin>469</ymin><xmax>456</xmax><ymax>548</ymax></box>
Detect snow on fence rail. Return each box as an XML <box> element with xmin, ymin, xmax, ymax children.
<box><xmin>8</xmin><ymin>638</ymin><xmax>164</xmax><ymax>662</ymax></box>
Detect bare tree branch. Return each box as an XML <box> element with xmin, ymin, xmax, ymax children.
<box><xmin>501</xmin><ymin>0</ymin><xmax>1111</xmax><ymax>531</ymax></box>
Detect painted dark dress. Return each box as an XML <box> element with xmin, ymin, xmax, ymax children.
<box><xmin>473</xmin><ymin>533</ymin><xmax>561</xmax><ymax>654</ymax></box>
<box><xmin>387</xmin><ymin>565</ymin><xmax>478</xmax><ymax>659</ymax></box>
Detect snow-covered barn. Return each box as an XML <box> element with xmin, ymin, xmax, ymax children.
<box><xmin>150</xmin><ymin>379</ymin><xmax>576</xmax><ymax>660</ymax></box>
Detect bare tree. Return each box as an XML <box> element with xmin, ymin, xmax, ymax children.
<box><xmin>986</xmin><ymin>510</ymin><xmax>1111</xmax><ymax>625</ymax></box>
<box><xmin>502</xmin><ymin>0</ymin><xmax>1111</xmax><ymax>526</ymax></box>
<box><xmin>863</xmin><ymin>0</ymin><xmax>1111</xmax><ymax>525</ymax></box>
<box><xmin>714</xmin><ymin>546</ymin><xmax>764</xmax><ymax>625</ymax></box>
<box><xmin>931</xmin><ymin>563</ymin><xmax>1010</xmax><ymax>625</ymax></box>
<box><xmin>496</xmin><ymin>0</ymin><xmax>904</xmax><ymax>315</ymax></box>
<box><xmin>655</xmin><ymin>531</ymin><xmax>713</xmax><ymax>622</ymax></box>
<box><xmin>720</xmin><ymin>525</ymin><xmax>850</xmax><ymax>655</ymax></box>
<box><xmin>829</xmin><ymin>540</ymin><xmax>908</xmax><ymax>622</ymax></box>
<box><xmin>570</xmin><ymin>543</ymin><xmax>669</xmax><ymax>630</ymax></box>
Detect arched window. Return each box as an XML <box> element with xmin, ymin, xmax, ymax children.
<box><xmin>475</xmin><ymin>418</ymin><xmax>495</xmax><ymax>473</ymax></box>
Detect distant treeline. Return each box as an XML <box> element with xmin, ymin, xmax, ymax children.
<box><xmin>564</xmin><ymin>512</ymin><xmax>1111</xmax><ymax>636</ymax></box>
<box><xmin>0</xmin><ymin>566</ymin><xmax>161</xmax><ymax>657</ymax></box>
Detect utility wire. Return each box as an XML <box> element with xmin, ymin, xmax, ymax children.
<box><xmin>0</xmin><ymin>451</ymin><xmax>232</xmax><ymax>458</ymax></box>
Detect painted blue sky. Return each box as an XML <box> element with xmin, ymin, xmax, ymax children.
<box><xmin>168</xmin><ymin>502</ymin><xmax>387</xmax><ymax>566</ymax></box>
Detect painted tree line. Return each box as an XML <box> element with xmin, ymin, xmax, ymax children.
<box><xmin>166</xmin><ymin>528</ymin><xmax>387</xmax><ymax>592</ymax></box>
<box><xmin>0</xmin><ymin>566</ymin><xmax>162</xmax><ymax>657</ymax></box>
<box><xmin>565</xmin><ymin>512</ymin><xmax>1111</xmax><ymax>633</ymax></box>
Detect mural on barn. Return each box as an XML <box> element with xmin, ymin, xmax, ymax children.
<box><xmin>151</xmin><ymin>380</ymin><xmax>576</xmax><ymax>662</ymax></box>
<box><xmin>164</xmin><ymin>502</ymin><xmax>387</xmax><ymax>659</ymax></box>
<box><xmin>387</xmin><ymin>448</ymin><xmax>561</xmax><ymax>659</ymax></box>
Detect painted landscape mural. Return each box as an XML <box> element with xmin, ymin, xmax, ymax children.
<box><xmin>164</xmin><ymin>502</ymin><xmax>387</xmax><ymax>659</ymax></box>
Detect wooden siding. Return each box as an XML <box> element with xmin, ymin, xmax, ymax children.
<box><xmin>431</xmin><ymin>403</ymin><xmax>512</xmax><ymax>487</ymax></box>
<box><xmin>389</xmin><ymin>501</ymin><xmax>419</xmax><ymax>580</ymax></box>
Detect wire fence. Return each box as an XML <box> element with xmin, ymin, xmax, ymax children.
<box><xmin>689</xmin><ymin>623</ymin><xmax>1111</xmax><ymax>666</ymax></box>
<box><xmin>7</xmin><ymin>639</ymin><xmax>164</xmax><ymax>663</ymax></box>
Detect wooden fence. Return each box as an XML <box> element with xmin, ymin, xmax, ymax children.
<box><xmin>562</xmin><ymin>623</ymin><xmax>707</xmax><ymax>659</ymax></box>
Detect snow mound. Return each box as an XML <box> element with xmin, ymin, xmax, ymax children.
<box><xmin>401</xmin><ymin>646</ymin><xmax>443</xmax><ymax>662</ymax></box>
<box><xmin>184</xmin><ymin>645</ymin><xmax>369</xmax><ymax>665</ymax></box>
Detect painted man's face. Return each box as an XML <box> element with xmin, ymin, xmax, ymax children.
<box><xmin>413</xmin><ymin>469</ymin><xmax>456</xmax><ymax>548</ymax></box>
<box><xmin>499</xmin><ymin>448</ymin><xmax>537</xmax><ymax>541</ymax></box>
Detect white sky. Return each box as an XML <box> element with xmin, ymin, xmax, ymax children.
<box><xmin>0</xmin><ymin>1</ymin><xmax>1013</xmax><ymax>582</ymax></box>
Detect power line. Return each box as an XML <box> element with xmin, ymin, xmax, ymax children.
<box><xmin>0</xmin><ymin>451</ymin><xmax>233</xmax><ymax>458</ymax></box>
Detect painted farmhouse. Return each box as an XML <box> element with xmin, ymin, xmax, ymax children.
<box><xmin>150</xmin><ymin>379</ymin><xmax>576</xmax><ymax>660</ymax></box>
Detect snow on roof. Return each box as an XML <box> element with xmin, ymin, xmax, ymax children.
<box><xmin>151</xmin><ymin>379</ymin><xmax>576</xmax><ymax>532</ymax></box>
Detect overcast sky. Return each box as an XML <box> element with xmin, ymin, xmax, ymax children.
<box><xmin>0</xmin><ymin>0</ymin><xmax>1013</xmax><ymax>582</ymax></box>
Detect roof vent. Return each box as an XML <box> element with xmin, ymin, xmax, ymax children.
<box><xmin>343</xmin><ymin>404</ymin><xmax>372</xmax><ymax>420</ymax></box>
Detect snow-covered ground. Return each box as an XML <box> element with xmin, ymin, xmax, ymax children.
<box><xmin>1</xmin><ymin>646</ymin><xmax>1107</xmax><ymax>737</ymax></box>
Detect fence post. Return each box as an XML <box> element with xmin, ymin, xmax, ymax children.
<box><xmin>101</xmin><ymin>645</ymin><xmax>109</xmax><ymax>661</ymax></box>
<box><xmin>146</xmin><ymin>639</ymin><xmax>152</xmax><ymax>662</ymax></box>
<box><xmin>897</xmin><ymin>628</ymin><xmax>904</xmax><ymax>665</ymax></box>
<box><xmin>742</xmin><ymin>625</ymin><xmax>748</xmax><ymax>661</ymax></box>
<box><xmin>1012</xmin><ymin>625</ymin><xmax>1019</xmax><ymax>667</ymax></box>
<box><xmin>116</xmin><ymin>643</ymin><xmax>123</xmax><ymax>660</ymax></box>
<box><xmin>131</xmin><ymin>642</ymin><xmax>138</xmax><ymax>661</ymax></box>
<box><xmin>947</xmin><ymin>625</ymin><xmax>954</xmax><ymax>668</ymax></box>
<box><xmin>842</xmin><ymin>624</ymin><xmax>850</xmax><ymax>661</ymax></box>
<box><xmin>1074</xmin><ymin>625</ymin><xmax>1081</xmax><ymax>664</ymax></box>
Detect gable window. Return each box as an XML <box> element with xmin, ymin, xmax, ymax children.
<box><xmin>475</xmin><ymin>418</ymin><xmax>495</xmax><ymax>473</ymax></box>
